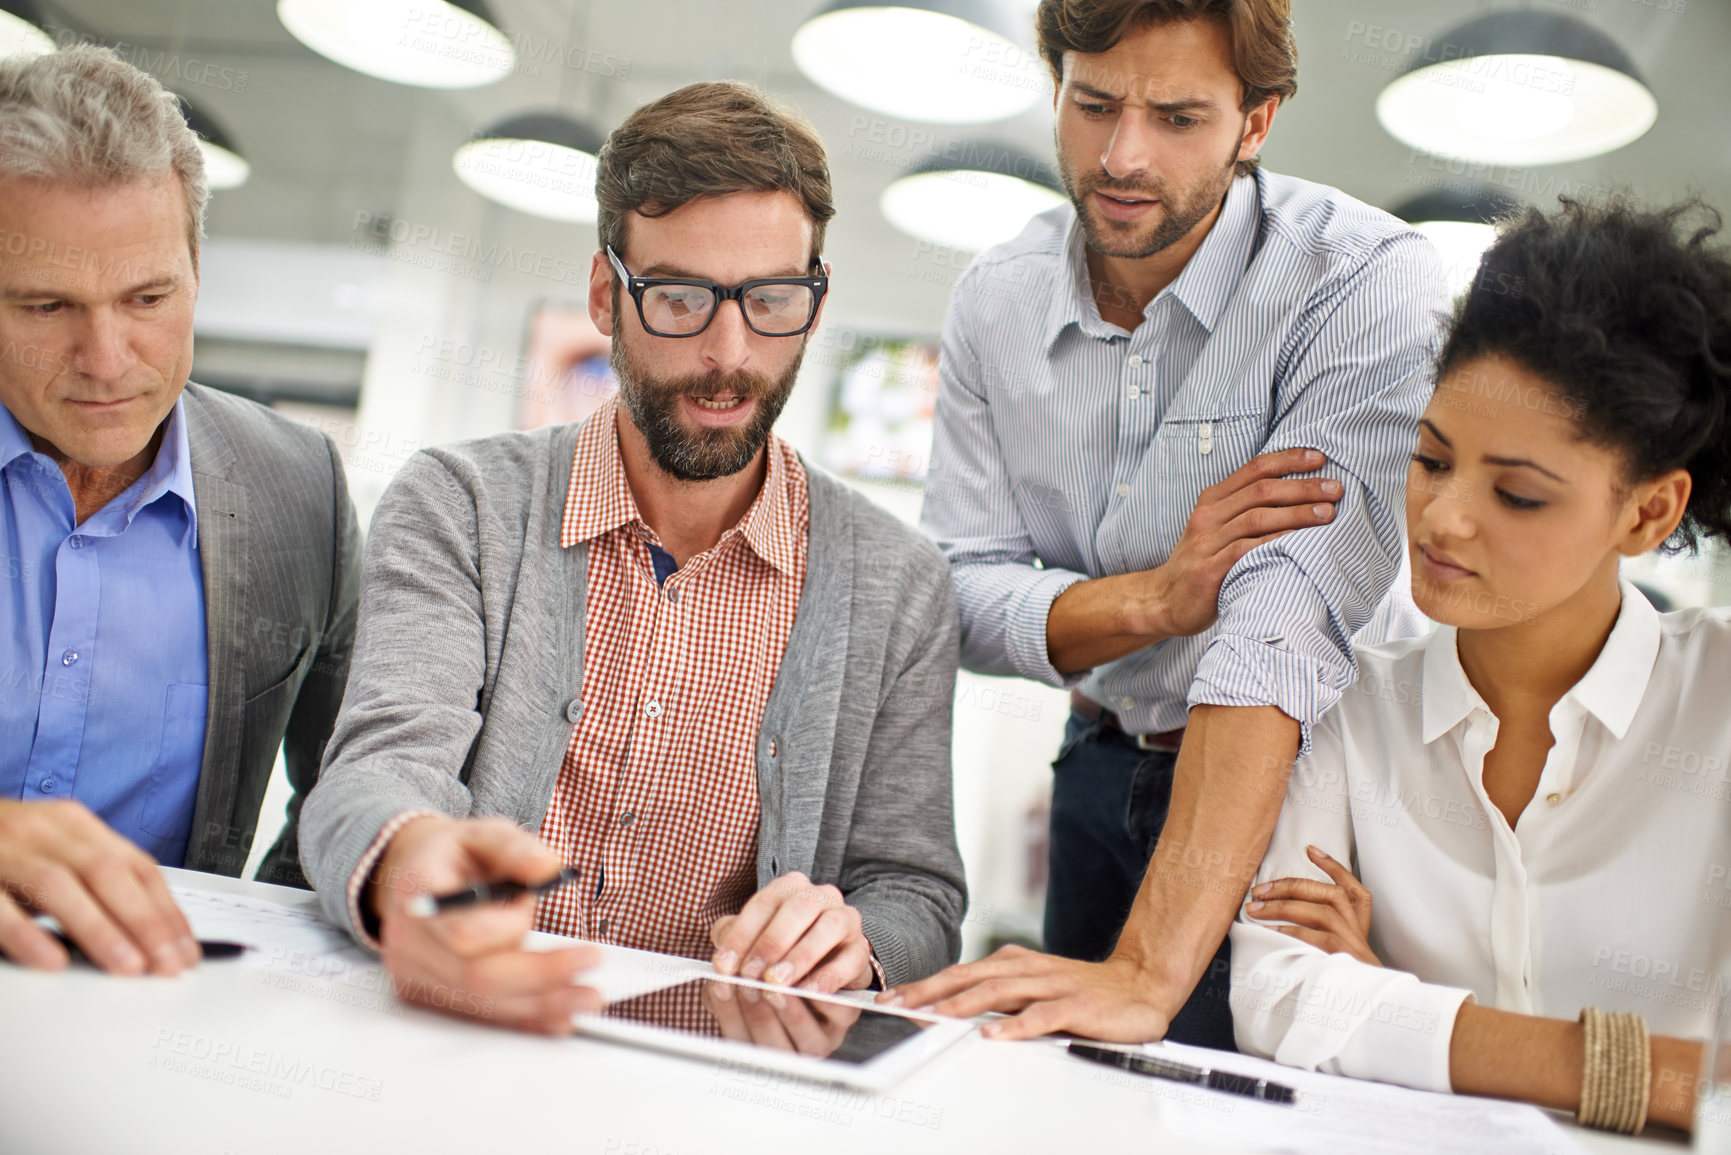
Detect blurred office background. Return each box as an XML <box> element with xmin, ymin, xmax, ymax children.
<box><xmin>5</xmin><ymin>0</ymin><xmax>1724</xmax><ymax>960</ymax></box>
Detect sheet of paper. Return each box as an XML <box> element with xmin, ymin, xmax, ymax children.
<box><xmin>169</xmin><ymin>884</ymin><xmax>370</xmax><ymax>969</ymax></box>
<box><xmin>165</xmin><ymin>882</ymin><xmax>749</xmax><ymax>1008</ymax></box>
<box><xmin>1141</xmin><ymin>1040</ymin><xmax>1590</xmax><ymax>1155</ymax></box>
<box><xmin>522</xmin><ymin>928</ymin><xmax>712</xmax><ymax>1003</ymax></box>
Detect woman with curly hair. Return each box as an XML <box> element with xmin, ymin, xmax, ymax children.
<box><xmin>1231</xmin><ymin>196</ymin><xmax>1731</xmax><ymax>1135</ymax></box>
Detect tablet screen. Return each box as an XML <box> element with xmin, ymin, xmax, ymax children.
<box><xmin>602</xmin><ymin>979</ymin><xmax>928</xmax><ymax>1065</ymax></box>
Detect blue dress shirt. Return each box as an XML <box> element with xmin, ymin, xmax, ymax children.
<box><xmin>1</xmin><ymin>399</ymin><xmax>207</xmax><ymax>866</ymax></box>
<box><xmin>922</xmin><ymin>168</ymin><xmax>1449</xmax><ymax>754</ymax></box>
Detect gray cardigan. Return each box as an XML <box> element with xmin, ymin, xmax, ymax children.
<box><xmin>299</xmin><ymin>421</ymin><xmax>967</xmax><ymax>984</ymax></box>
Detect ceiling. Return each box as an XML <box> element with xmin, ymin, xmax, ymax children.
<box><xmin>34</xmin><ymin>0</ymin><xmax>1731</xmax><ymax>338</ymax></box>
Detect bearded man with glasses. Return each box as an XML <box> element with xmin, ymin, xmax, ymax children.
<box><xmin>298</xmin><ymin>82</ymin><xmax>966</xmax><ymax>1035</ymax></box>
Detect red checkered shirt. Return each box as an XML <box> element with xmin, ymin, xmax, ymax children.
<box><xmin>535</xmin><ymin>397</ymin><xmax>808</xmax><ymax>960</ymax></box>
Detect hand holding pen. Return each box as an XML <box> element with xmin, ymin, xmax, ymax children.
<box><xmin>369</xmin><ymin>815</ymin><xmax>602</xmax><ymax>1035</ymax></box>
<box><xmin>407</xmin><ymin>866</ymin><xmax>582</xmax><ymax>917</ymax></box>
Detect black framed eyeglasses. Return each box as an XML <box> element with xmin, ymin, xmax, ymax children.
<box><xmin>606</xmin><ymin>245</ymin><xmax>827</xmax><ymax>338</ymax></box>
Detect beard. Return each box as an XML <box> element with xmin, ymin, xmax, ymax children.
<box><xmin>1058</xmin><ymin>127</ymin><xmax>1242</xmax><ymax>261</ymax></box>
<box><xmin>610</xmin><ymin>335</ymin><xmax>804</xmax><ymax>482</ymax></box>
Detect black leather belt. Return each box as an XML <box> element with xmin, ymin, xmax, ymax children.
<box><xmin>1071</xmin><ymin>690</ymin><xmax>1186</xmax><ymax>753</ymax></box>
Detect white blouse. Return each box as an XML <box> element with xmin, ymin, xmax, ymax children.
<box><xmin>1230</xmin><ymin>582</ymin><xmax>1731</xmax><ymax>1092</ymax></box>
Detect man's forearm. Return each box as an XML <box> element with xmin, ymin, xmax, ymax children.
<box><xmin>1047</xmin><ymin>571</ymin><xmax>1172</xmax><ymax>674</ymax></box>
<box><xmin>1109</xmin><ymin>704</ymin><xmax>1298</xmax><ymax>1010</ymax></box>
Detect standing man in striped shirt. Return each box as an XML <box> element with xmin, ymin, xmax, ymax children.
<box><xmin>299</xmin><ymin>82</ymin><xmax>966</xmax><ymax>1034</ymax></box>
<box><xmin>888</xmin><ymin>0</ymin><xmax>1448</xmax><ymax>1048</ymax></box>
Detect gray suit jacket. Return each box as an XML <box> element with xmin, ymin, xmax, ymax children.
<box><xmin>180</xmin><ymin>383</ymin><xmax>361</xmax><ymax>887</ymax></box>
<box><xmin>300</xmin><ymin>423</ymin><xmax>967</xmax><ymax>984</ymax></box>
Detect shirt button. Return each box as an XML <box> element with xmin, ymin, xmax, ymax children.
<box><xmin>1127</xmin><ymin>354</ymin><xmax>1144</xmax><ymax>367</ymax></box>
<box><xmin>61</xmin><ymin>650</ymin><xmax>78</xmax><ymax>666</ymax></box>
<box><xmin>666</xmin><ymin>587</ymin><xmax>680</xmax><ymax>604</ymax></box>
<box><xmin>619</xmin><ymin>811</ymin><xmax>635</xmax><ymax>827</ymax></box>
<box><xmin>644</xmin><ymin>699</ymin><xmax>662</xmax><ymax>718</ymax></box>
<box><xmin>1124</xmin><ymin>382</ymin><xmax>1140</xmax><ymax>399</ymax></box>
<box><xmin>68</xmin><ymin>536</ymin><xmax>84</xmax><ymax>550</ymax></box>
<box><xmin>39</xmin><ymin>779</ymin><xmax>55</xmax><ymax>792</ymax></box>
<box><xmin>597</xmin><ymin>918</ymin><xmax>610</xmax><ymax>936</ymax></box>
<box><xmin>565</xmin><ymin>699</ymin><xmax>582</xmax><ymax>723</ymax></box>
<box><xmin>1546</xmin><ymin>792</ymin><xmax>1562</xmax><ymax>806</ymax></box>
<box><xmin>1116</xmin><ymin>482</ymin><xmax>1131</xmax><ymax>498</ymax></box>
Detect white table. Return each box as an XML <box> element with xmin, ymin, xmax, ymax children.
<box><xmin>0</xmin><ymin>870</ymin><xmax>1686</xmax><ymax>1155</ymax></box>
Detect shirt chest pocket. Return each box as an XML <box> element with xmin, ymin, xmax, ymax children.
<box><xmin>1151</xmin><ymin>412</ymin><xmax>1267</xmax><ymax>542</ymax></box>
<box><xmin>138</xmin><ymin>682</ymin><xmax>209</xmax><ymax>841</ymax></box>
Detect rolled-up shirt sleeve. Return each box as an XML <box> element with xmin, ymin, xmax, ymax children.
<box><xmin>1190</xmin><ymin>232</ymin><xmax>1448</xmax><ymax>755</ymax></box>
<box><xmin>1229</xmin><ymin>707</ymin><xmax>1473</xmax><ymax>1093</ymax></box>
<box><xmin>922</xmin><ymin>266</ymin><xmax>1090</xmax><ymax>688</ymax></box>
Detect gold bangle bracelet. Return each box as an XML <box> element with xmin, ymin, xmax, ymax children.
<box><xmin>1577</xmin><ymin>1007</ymin><xmax>1650</xmax><ymax>1134</ymax></box>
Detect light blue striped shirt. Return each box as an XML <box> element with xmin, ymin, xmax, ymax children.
<box><xmin>921</xmin><ymin>168</ymin><xmax>1449</xmax><ymax>751</ymax></box>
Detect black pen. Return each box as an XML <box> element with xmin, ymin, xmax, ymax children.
<box><xmin>406</xmin><ymin>866</ymin><xmax>582</xmax><ymax>918</ymax></box>
<box><xmin>1067</xmin><ymin>1041</ymin><xmax>1297</xmax><ymax>1105</ymax></box>
<box><xmin>45</xmin><ymin>928</ymin><xmax>249</xmax><ymax>962</ymax></box>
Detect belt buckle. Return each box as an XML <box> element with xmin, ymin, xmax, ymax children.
<box><xmin>1137</xmin><ymin>730</ymin><xmax>1182</xmax><ymax>753</ymax></box>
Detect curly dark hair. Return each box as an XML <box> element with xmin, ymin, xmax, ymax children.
<box><xmin>1436</xmin><ymin>196</ymin><xmax>1731</xmax><ymax>553</ymax></box>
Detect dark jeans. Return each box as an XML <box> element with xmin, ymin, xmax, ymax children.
<box><xmin>1044</xmin><ymin>708</ymin><xmax>1238</xmax><ymax>1052</ymax></box>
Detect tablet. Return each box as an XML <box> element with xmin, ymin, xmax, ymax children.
<box><xmin>574</xmin><ymin>977</ymin><xmax>973</xmax><ymax>1091</ymax></box>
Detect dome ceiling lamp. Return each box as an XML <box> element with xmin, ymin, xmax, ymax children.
<box><xmin>453</xmin><ymin>111</ymin><xmax>604</xmax><ymax>223</ymax></box>
<box><xmin>1392</xmin><ymin>187</ymin><xmax>1521</xmax><ymax>298</ymax></box>
<box><xmin>178</xmin><ymin>93</ymin><xmax>250</xmax><ymax>190</ymax></box>
<box><xmin>880</xmin><ymin>140</ymin><xmax>1067</xmax><ymax>253</ymax></box>
<box><xmin>1376</xmin><ymin>11</ymin><xmax>1656</xmax><ymax>167</ymax></box>
<box><xmin>793</xmin><ymin>1</ymin><xmax>1045</xmax><ymax>125</ymax></box>
<box><xmin>277</xmin><ymin>0</ymin><xmax>515</xmax><ymax>89</ymax></box>
<box><xmin>0</xmin><ymin>0</ymin><xmax>54</xmax><ymax>59</ymax></box>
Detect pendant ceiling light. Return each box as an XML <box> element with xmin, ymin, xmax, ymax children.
<box><xmin>1376</xmin><ymin>11</ymin><xmax>1655</xmax><ymax>166</ymax></box>
<box><xmin>1392</xmin><ymin>188</ymin><xmax>1520</xmax><ymax>298</ymax></box>
<box><xmin>177</xmin><ymin>94</ymin><xmax>249</xmax><ymax>190</ymax></box>
<box><xmin>0</xmin><ymin>0</ymin><xmax>53</xmax><ymax>58</ymax></box>
<box><xmin>793</xmin><ymin>1</ymin><xmax>1044</xmax><ymax>124</ymax></box>
<box><xmin>278</xmin><ymin>0</ymin><xmax>514</xmax><ymax>89</ymax></box>
<box><xmin>453</xmin><ymin>111</ymin><xmax>604</xmax><ymax>222</ymax></box>
<box><xmin>880</xmin><ymin>141</ymin><xmax>1066</xmax><ymax>253</ymax></box>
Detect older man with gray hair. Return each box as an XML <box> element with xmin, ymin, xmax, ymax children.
<box><xmin>0</xmin><ymin>46</ymin><xmax>360</xmax><ymax>976</ymax></box>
